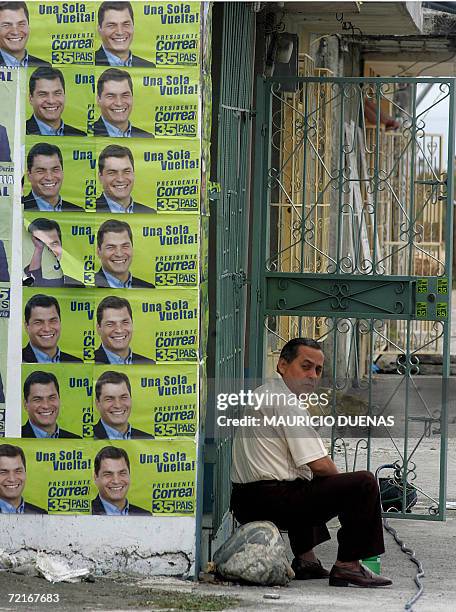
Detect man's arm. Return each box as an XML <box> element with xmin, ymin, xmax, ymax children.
<box><xmin>307</xmin><ymin>456</ymin><xmax>339</xmax><ymax>476</ymax></box>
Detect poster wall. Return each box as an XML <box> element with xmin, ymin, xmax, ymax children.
<box><xmin>0</xmin><ymin>1</ymin><xmax>208</xmax><ymax>522</ymax></box>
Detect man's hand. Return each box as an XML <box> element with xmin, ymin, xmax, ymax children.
<box><xmin>307</xmin><ymin>455</ymin><xmax>339</xmax><ymax>476</ymax></box>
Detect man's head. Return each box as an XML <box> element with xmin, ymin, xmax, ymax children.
<box><xmin>96</xmin><ymin>68</ymin><xmax>133</xmax><ymax>129</ymax></box>
<box><xmin>96</xmin><ymin>219</ymin><xmax>133</xmax><ymax>281</ymax></box>
<box><xmin>277</xmin><ymin>338</ymin><xmax>324</xmax><ymax>396</ymax></box>
<box><xmin>0</xmin><ymin>2</ymin><xmax>29</xmax><ymax>59</ymax></box>
<box><xmin>0</xmin><ymin>444</ymin><xmax>26</xmax><ymax>506</ymax></box>
<box><xmin>95</xmin><ymin>370</ymin><xmax>132</xmax><ymax>433</ymax></box>
<box><xmin>26</xmin><ymin>143</ymin><xmax>64</xmax><ymax>206</ymax></box>
<box><xmin>28</xmin><ymin>217</ymin><xmax>62</xmax><ymax>259</ymax></box>
<box><xmin>98</xmin><ymin>145</ymin><xmax>135</xmax><ymax>206</ymax></box>
<box><xmin>98</xmin><ymin>2</ymin><xmax>134</xmax><ymax>60</ymax></box>
<box><xmin>96</xmin><ymin>296</ymin><xmax>133</xmax><ymax>358</ymax></box>
<box><xmin>24</xmin><ymin>294</ymin><xmax>61</xmax><ymax>354</ymax></box>
<box><xmin>23</xmin><ymin>370</ymin><xmax>60</xmax><ymax>434</ymax></box>
<box><xmin>94</xmin><ymin>445</ymin><xmax>130</xmax><ymax>508</ymax></box>
<box><xmin>29</xmin><ymin>67</ymin><xmax>66</xmax><ymax>127</ymax></box>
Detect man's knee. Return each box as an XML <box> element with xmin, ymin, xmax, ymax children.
<box><xmin>354</xmin><ymin>470</ymin><xmax>379</xmax><ymax>495</ymax></box>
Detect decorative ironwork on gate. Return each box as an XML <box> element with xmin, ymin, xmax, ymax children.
<box><xmin>250</xmin><ymin>76</ymin><xmax>454</xmax><ymax>520</ymax></box>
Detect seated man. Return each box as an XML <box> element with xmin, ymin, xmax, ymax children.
<box><xmin>92</xmin><ymin>446</ymin><xmax>151</xmax><ymax>515</ymax></box>
<box><xmin>22</xmin><ymin>143</ymin><xmax>80</xmax><ymax>211</ymax></box>
<box><xmin>93</xmin><ymin>370</ymin><xmax>153</xmax><ymax>439</ymax></box>
<box><xmin>27</xmin><ymin>66</ymin><xmax>86</xmax><ymax>136</ymax></box>
<box><xmin>22</xmin><ymin>371</ymin><xmax>81</xmax><ymax>438</ymax></box>
<box><xmin>96</xmin><ymin>144</ymin><xmax>153</xmax><ymax>213</ymax></box>
<box><xmin>96</xmin><ymin>1</ymin><xmax>154</xmax><ymax>67</ymax></box>
<box><xmin>94</xmin><ymin>68</ymin><xmax>152</xmax><ymax>137</ymax></box>
<box><xmin>95</xmin><ymin>295</ymin><xmax>155</xmax><ymax>364</ymax></box>
<box><xmin>95</xmin><ymin>219</ymin><xmax>154</xmax><ymax>288</ymax></box>
<box><xmin>230</xmin><ymin>338</ymin><xmax>392</xmax><ymax>588</ymax></box>
<box><xmin>0</xmin><ymin>444</ymin><xmax>47</xmax><ymax>513</ymax></box>
<box><xmin>23</xmin><ymin>294</ymin><xmax>82</xmax><ymax>363</ymax></box>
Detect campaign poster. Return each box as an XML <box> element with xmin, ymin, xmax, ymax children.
<box><xmin>22</xmin><ymin>287</ymin><xmax>94</xmax><ymax>362</ymax></box>
<box><xmin>93</xmin><ymin>439</ymin><xmax>197</xmax><ymax>516</ymax></box>
<box><xmin>93</xmin><ymin>288</ymin><xmax>199</xmax><ymax>362</ymax></box>
<box><xmin>93</xmin><ymin>363</ymin><xmax>198</xmax><ymax>437</ymax></box>
<box><xmin>93</xmin><ymin>66</ymin><xmax>199</xmax><ymax>138</ymax></box>
<box><xmin>0</xmin><ymin>69</ymin><xmax>17</xmax><ymax>163</ymax></box>
<box><xmin>25</xmin><ymin>66</ymin><xmax>94</xmax><ymax>137</ymax></box>
<box><xmin>95</xmin><ymin>137</ymin><xmax>200</xmax><ymax>213</ymax></box>
<box><xmin>26</xmin><ymin>2</ymin><xmax>96</xmax><ymax>66</ymax></box>
<box><xmin>0</xmin><ymin>317</ymin><xmax>8</xmax><ymax>431</ymax></box>
<box><xmin>133</xmin><ymin>2</ymin><xmax>200</xmax><ymax>68</ymax></box>
<box><xmin>24</xmin><ymin>136</ymin><xmax>96</xmax><ymax>211</ymax></box>
<box><xmin>21</xmin><ymin>363</ymin><xmax>93</xmax><ymax>439</ymax></box>
<box><xmin>23</xmin><ymin>212</ymin><xmax>200</xmax><ymax>288</ymax></box>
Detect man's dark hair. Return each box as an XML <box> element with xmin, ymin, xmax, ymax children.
<box><xmin>95</xmin><ymin>370</ymin><xmax>131</xmax><ymax>401</ymax></box>
<box><xmin>24</xmin><ymin>294</ymin><xmax>60</xmax><ymax>324</ymax></box>
<box><xmin>0</xmin><ymin>444</ymin><xmax>26</xmax><ymax>469</ymax></box>
<box><xmin>0</xmin><ymin>2</ymin><xmax>29</xmax><ymax>20</ymax></box>
<box><xmin>28</xmin><ymin>218</ymin><xmax>62</xmax><ymax>243</ymax></box>
<box><xmin>97</xmin><ymin>219</ymin><xmax>133</xmax><ymax>248</ymax></box>
<box><xmin>98</xmin><ymin>144</ymin><xmax>134</xmax><ymax>174</ymax></box>
<box><xmin>27</xmin><ymin>142</ymin><xmax>63</xmax><ymax>172</ymax></box>
<box><xmin>96</xmin><ymin>295</ymin><xmax>132</xmax><ymax>325</ymax></box>
<box><xmin>97</xmin><ymin>68</ymin><xmax>133</xmax><ymax>97</ymax></box>
<box><xmin>29</xmin><ymin>66</ymin><xmax>65</xmax><ymax>97</ymax></box>
<box><xmin>279</xmin><ymin>338</ymin><xmax>323</xmax><ymax>363</ymax></box>
<box><xmin>94</xmin><ymin>445</ymin><xmax>130</xmax><ymax>476</ymax></box>
<box><xmin>23</xmin><ymin>370</ymin><xmax>60</xmax><ymax>401</ymax></box>
<box><xmin>98</xmin><ymin>1</ymin><xmax>134</xmax><ymax>27</ymax></box>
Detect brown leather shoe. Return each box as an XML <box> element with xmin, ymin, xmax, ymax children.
<box><xmin>329</xmin><ymin>564</ymin><xmax>392</xmax><ymax>587</ymax></box>
<box><xmin>291</xmin><ymin>558</ymin><xmax>330</xmax><ymax>580</ymax></box>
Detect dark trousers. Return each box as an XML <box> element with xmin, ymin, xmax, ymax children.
<box><xmin>230</xmin><ymin>470</ymin><xmax>384</xmax><ymax>562</ymax></box>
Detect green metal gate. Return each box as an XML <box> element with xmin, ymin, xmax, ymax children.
<box><xmin>249</xmin><ymin>76</ymin><xmax>454</xmax><ymax>520</ymax></box>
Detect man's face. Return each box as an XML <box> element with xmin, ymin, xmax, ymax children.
<box><xmin>99</xmin><ymin>156</ymin><xmax>134</xmax><ymax>203</ymax></box>
<box><xmin>96</xmin><ymin>382</ymin><xmax>132</xmax><ymax>430</ymax></box>
<box><xmin>94</xmin><ymin>457</ymin><xmax>130</xmax><ymax>506</ymax></box>
<box><xmin>97</xmin><ymin>307</ymin><xmax>133</xmax><ymax>354</ymax></box>
<box><xmin>0</xmin><ymin>9</ymin><xmax>29</xmax><ymax>56</ymax></box>
<box><xmin>98</xmin><ymin>8</ymin><xmax>133</xmax><ymax>56</ymax></box>
<box><xmin>29</xmin><ymin>78</ymin><xmax>65</xmax><ymax>124</ymax></box>
<box><xmin>27</xmin><ymin>154</ymin><xmax>63</xmax><ymax>202</ymax></box>
<box><xmin>31</xmin><ymin>228</ymin><xmax>62</xmax><ymax>260</ymax></box>
<box><xmin>97</xmin><ymin>230</ymin><xmax>132</xmax><ymax>278</ymax></box>
<box><xmin>97</xmin><ymin>79</ymin><xmax>133</xmax><ymax>127</ymax></box>
<box><xmin>277</xmin><ymin>345</ymin><xmax>324</xmax><ymax>396</ymax></box>
<box><xmin>25</xmin><ymin>305</ymin><xmax>61</xmax><ymax>352</ymax></box>
<box><xmin>24</xmin><ymin>382</ymin><xmax>60</xmax><ymax>430</ymax></box>
<box><xmin>0</xmin><ymin>455</ymin><xmax>26</xmax><ymax>504</ymax></box>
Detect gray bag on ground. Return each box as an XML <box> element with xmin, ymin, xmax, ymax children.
<box><xmin>213</xmin><ymin>521</ymin><xmax>294</xmax><ymax>586</ymax></box>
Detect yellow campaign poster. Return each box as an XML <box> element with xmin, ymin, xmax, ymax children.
<box><xmin>23</xmin><ymin>212</ymin><xmax>200</xmax><ymax>288</ymax></box>
<box><xmin>6</xmin><ymin>438</ymin><xmax>196</xmax><ymax>515</ymax></box>
<box><xmin>22</xmin><ymin>287</ymin><xmax>199</xmax><ymax>363</ymax></box>
<box><xmin>94</xmin><ymin>363</ymin><xmax>198</xmax><ymax>437</ymax></box>
<box><xmin>25</xmin><ymin>2</ymin><xmax>200</xmax><ymax>68</ymax></box>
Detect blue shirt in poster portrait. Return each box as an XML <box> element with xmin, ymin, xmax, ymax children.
<box><xmin>1</xmin><ymin>49</ymin><xmax>28</xmax><ymax>66</ymax></box>
<box><xmin>32</xmin><ymin>191</ymin><xmax>62</xmax><ymax>212</ymax></box>
<box><xmin>30</xmin><ymin>344</ymin><xmax>61</xmax><ymax>363</ymax></box>
<box><xmin>0</xmin><ymin>498</ymin><xmax>25</xmax><ymax>514</ymax></box>
<box><xmin>101</xmin><ymin>419</ymin><xmax>132</xmax><ymax>440</ymax></box>
<box><xmin>104</xmin><ymin>194</ymin><xmax>134</xmax><ymax>214</ymax></box>
<box><xmin>102</xmin><ymin>46</ymin><xmax>132</xmax><ymax>67</ymax></box>
<box><xmin>33</xmin><ymin>115</ymin><xmax>65</xmax><ymax>136</ymax></box>
<box><xmin>102</xmin><ymin>345</ymin><xmax>133</xmax><ymax>365</ymax></box>
<box><xmin>101</xmin><ymin>116</ymin><xmax>132</xmax><ymax>138</ymax></box>
<box><xmin>99</xmin><ymin>495</ymin><xmax>129</xmax><ymax>515</ymax></box>
<box><xmin>101</xmin><ymin>268</ymin><xmax>132</xmax><ymax>289</ymax></box>
<box><xmin>29</xmin><ymin>422</ymin><xmax>59</xmax><ymax>439</ymax></box>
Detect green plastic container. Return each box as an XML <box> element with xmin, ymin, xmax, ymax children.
<box><xmin>362</xmin><ymin>556</ymin><xmax>381</xmax><ymax>574</ymax></box>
